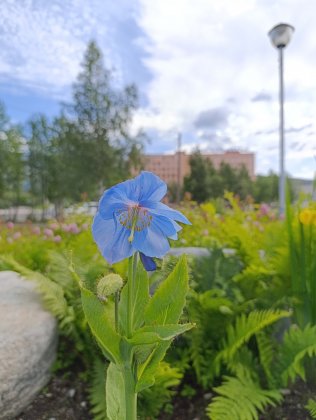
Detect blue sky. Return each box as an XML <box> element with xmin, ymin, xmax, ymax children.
<box><xmin>0</xmin><ymin>0</ymin><xmax>315</xmax><ymax>179</ymax></box>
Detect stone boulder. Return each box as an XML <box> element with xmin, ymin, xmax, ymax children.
<box><xmin>167</xmin><ymin>246</ymin><xmax>211</xmax><ymax>258</ymax></box>
<box><xmin>0</xmin><ymin>271</ymin><xmax>57</xmax><ymax>420</ymax></box>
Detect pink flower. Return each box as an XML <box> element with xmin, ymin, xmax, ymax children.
<box><xmin>81</xmin><ymin>223</ymin><xmax>89</xmax><ymax>231</ymax></box>
<box><xmin>44</xmin><ymin>228</ymin><xmax>54</xmax><ymax>237</ymax></box>
<box><xmin>53</xmin><ymin>235</ymin><xmax>62</xmax><ymax>243</ymax></box>
<box><xmin>7</xmin><ymin>222</ymin><xmax>14</xmax><ymax>229</ymax></box>
<box><xmin>69</xmin><ymin>223</ymin><xmax>80</xmax><ymax>234</ymax></box>
<box><xmin>12</xmin><ymin>232</ymin><xmax>21</xmax><ymax>240</ymax></box>
<box><xmin>259</xmin><ymin>203</ymin><xmax>270</xmax><ymax>217</ymax></box>
<box><xmin>50</xmin><ymin>223</ymin><xmax>59</xmax><ymax>230</ymax></box>
<box><xmin>32</xmin><ymin>226</ymin><xmax>41</xmax><ymax>235</ymax></box>
<box><xmin>62</xmin><ymin>224</ymin><xmax>71</xmax><ymax>232</ymax></box>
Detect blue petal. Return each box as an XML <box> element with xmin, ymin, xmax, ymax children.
<box><xmin>140</xmin><ymin>253</ymin><xmax>157</xmax><ymax>271</ymax></box>
<box><xmin>134</xmin><ymin>172</ymin><xmax>167</xmax><ymax>202</ymax></box>
<box><xmin>98</xmin><ymin>183</ymin><xmax>133</xmax><ymax>220</ymax></box>
<box><xmin>92</xmin><ymin>212</ymin><xmax>134</xmax><ymax>264</ymax></box>
<box><xmin>141</xmin><ymin>201</ymin><xmax>191</xmax><ymax>225</ymax></box>
<box><xmin>168</xmin><ymin>220</ymin><xmax>182</xmax><ymax>240</ymax></box>
<box><xmin>132</xmin><ymin>219</ymin><xmax>170</xmax><ymax>258</ymax></box>
<box><xmin>149</xmin><ymin>215</ymin><xmax>179</xmax><ymax>239</ymax></box>
<box><xmin>92</xmin><ymin>212</ymin><xmax>116</xmax><ymax>252</ymax></box>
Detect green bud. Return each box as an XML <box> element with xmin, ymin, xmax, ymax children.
<box><xmin>97</xmin><ymin>273</ymin><xmax>123</xmax><ymax>299</ymax></box>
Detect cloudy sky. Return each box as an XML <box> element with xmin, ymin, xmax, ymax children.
<box><xmin>0</xmin><ymin>0</ymin><xmax>315</xmax><ymax>179</ymax></box>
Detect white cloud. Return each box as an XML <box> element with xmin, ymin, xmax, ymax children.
<box><xmin>134</xmin><ymin>0</ymin><xmax>316</xmax><ymax>178</ymax></box>
<box><xmin>0</xmin><ymin>0</ymin><xmax>315</xmax><ymax>178</ymax></box>
<box><xmin>0</xmin><ymin>0</ymin><xmax>132</xmax><ymax>98</ymax></box>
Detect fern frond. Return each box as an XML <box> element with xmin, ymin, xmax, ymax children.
<box><xmin>226</xmin><ymin>346</ymin><xmax>259</xmax><ymax>383</ymax></box>
<box><xmin>279</xmin><ymin>324</ymin><xmax>316</xmax><ymax>384</ymax></box>
<box><xmin>305</xmin><ymin>399</ymin><xmax>316</xmax><ymax>418</ymax></box>
<box><xmin>138</xmin><ymin>362</ymin><xmax>183</xmax><ymax>418</ymax></box>
<box><xmin>219</xmin><ymin>309</ymin><xmax>290</xmax><ymax>363</ymax></box>
<box><xmin>207</xmin><ymin>376</ymin><xmax>282</xmax><ymax>420</ymax></box>
<box><xmin>1</xmin><ymin>255</ymin><xmax>69</xmax><ymax>321</ymax></box>
<box><xmin>88</xmin><ymin>357</ymin><xmax>107</xmax><ymax>420</ymax></box>
<box><xmin>256</xmin><ymin>331</ymin><xmax>276</xmax><ymax>387</ymax></box>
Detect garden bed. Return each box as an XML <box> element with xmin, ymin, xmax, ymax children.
<box><xmin>17</xmin><ymin>368</ymin><xmax>314</xmax><ymax>420</ymax></box>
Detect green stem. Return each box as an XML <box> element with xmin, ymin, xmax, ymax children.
<box><xmin>127</xmin><ymin>252</ymin><xmax>138</xmax><ymax>338</ymax></box>
<box><xmin>124</xmin><ymin>366</ymin><xmax>137</xmax><ymax>420</ymax></box>
<box><xmin>115</xmin><ymin>291</ymin><xmax>119</xmax><ymax>332</ymax></box>
<box><xmin>125</xmin><ymin>253</ymin><xmax>138</xmax><ymax>419</ymax></box>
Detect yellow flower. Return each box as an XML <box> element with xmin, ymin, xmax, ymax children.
<box><xmin>299</xmin><ymin>209</ymin><xmax>314</xmax><ymax>225</ymax></box>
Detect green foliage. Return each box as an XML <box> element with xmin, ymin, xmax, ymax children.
<box><xmin>0</xmin><ymin>102</ymin><xmax>25</xmax><ymax>210</ymax></box>
<box><xmin>138</xmin><ymin>362</ymin><xmax>183</xmax><ymax>418</ymax></box>
<box><xmin>78</xmin><ymin>254</ymin><xmax>193</xmax><ymax>418</ymax></box>
<box><xmin>286</xmin><ymin>200</ymin><xmax>316</xmax><ymax>327</ymax></box>
<box><xmin>206</xmin><ymin>375</ymin><xmax>282</xmax><ymax>420</ymax></box>
<box><xmin>1</xmin><ymin>198</ymin><xmax>316</xmax><ymax>419</ymax></box>
<box><xmin>88</xmin><ymin>357</ymin><xmax>108</xmax><ymax>420</ymax></box>
<box><xmin>0</xmin><ymin>40</ymin><xmax>144</xmax><ymax>212</ymax></box>
<box><xmin>219</xmin><ymin>310</ymin><xmax>291</xmax><ymax>363</ymax></box>
<box><xmin>305</xmin><ymin>398</ymin><xmax>316</xmax><ymax>419</ymax></box>
<box><xmin>278</xmin><ymin>324</ymin><xmax>316</xmax><ymax>384</ymax></box>
<box><xmin>183</xmin><ymin>151</ymin><xmax>296</xmax><ymax>204</ymax></box>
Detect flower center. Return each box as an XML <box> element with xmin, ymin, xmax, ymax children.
<box><xmin>117</xmin><ymin>205</ymin><xmax>152</xmax><ymax>242</ymax></box>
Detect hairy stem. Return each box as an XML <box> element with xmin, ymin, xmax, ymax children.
<box><xmin>125</xmin><ymin>253</ymin><xmax>138</xmax><ymax>419</ymax></box>
<box><xmin>127</xmin><ymin>252</ymin><xmax>138</xmax><ymax>338</ymax></box>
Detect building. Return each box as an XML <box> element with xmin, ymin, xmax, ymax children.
<box><xmin>143</xmin><ymin>150</ymin><xmax>255</xmax><ymax>185</ymax></box>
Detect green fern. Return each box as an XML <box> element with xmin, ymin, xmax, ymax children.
<box><xmin>218</xmin><ymin>309</ymin><xmax>291</xmax><ymax>363</ymax></box>
<box><xmin>0</xmin><ymin>255</ymin><xmax>70</xmax><ymax>322</ymax></box>
<box><xmin>256</xmin><ymin>331</ymin><xmax>277</xmax><ymax>388</ymax></box>
<box><xmin>279</xmin><ymin>324</ymin><xmax>316</xmax><ymax>384</ymax></box>
<box><xmin>88</xmin><ymin>357</ymin><xmax>108</xmax><ymax>420</ymax></box>
<box><xmin>226</xmin><ymin>346</ymin><xmax>259</xmax><ymax>383</ymax></box>
<box><xmin>305</xmin><ymin>399</ymin><xmax>316</xmax><ymax>418</ymax></box>
<box><xmin>207</xmin><ymin>376</ymin><xmax>282</xmax><ymax>420</ymax></box>
<box><xmin>138</xmin><ymin>362</ymin><xmax>183</xmax><ymax>419</ymax></box>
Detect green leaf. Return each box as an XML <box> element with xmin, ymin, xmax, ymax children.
<box><xmin>128</xmin><ymin>323</ymin><xmax>194</xmax><ymax>345</ymax></box>
<box><xmin>136</xmin><ymin>341</ymin><xmax>171</xmax><ymax>393</ymax></box>
<box><xmin>119</xmin><ymin>260</ymin><xmax>150</xmax><ymax>334</ymax></box>
<box><xmin>144</xmin><ymin>255</ymin><xmax>189</xmax><ymax>326</ymax></box>
<box><xmin>106</xmin><ymin>363</ymin><xmax>125</xmax><ymax>420</ymax></box>
<box><xmin>80</xmin><ymin>285</ymin><xmax>121</xmax><ymax>364</ymax></box>
<box><xmin>136</xmin><ymin>256</ymin><xmax>190</xmax><ymax>392</ymax></box>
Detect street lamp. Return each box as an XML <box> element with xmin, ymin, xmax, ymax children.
<box><xmin>268</xmin><ymin>23</ymin><xmax>295</xmax><ymax>215</ymax></box>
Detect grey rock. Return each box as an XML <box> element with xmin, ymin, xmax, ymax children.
<box><xmin>167</xmin><ymin>247</ymin><xmax>235</xmax><ymax>257</ymax></box>
<box><xmin>167</xmin><ymin>247</ymin><xmax>211</xmax><ymax>257</ymax></box>
<box><xmin>0</xmin><ymin>271</ymin><xmax>57</xmax><ymax>420</ymax></box>
<box><xmin>67</xmin><ymin>388</ymin><xmax>76</xmax><ymax>398</ymax></box>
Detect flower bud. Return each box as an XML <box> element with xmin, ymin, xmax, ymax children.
<box><xmin>97</xmin><ymin>273</ymin><xmax>123</xmax><ymax>300</ymax></box>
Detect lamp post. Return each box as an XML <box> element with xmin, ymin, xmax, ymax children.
<box><xmin>268</xmin><ymin>23</ymin><xmax>294</xmax><ymax>215</ymax></box>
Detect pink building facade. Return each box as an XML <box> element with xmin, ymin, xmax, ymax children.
<box><xmin>142</xmin><ymin>151</ymin><xmax>255</xmax><ymax>185</ymax></box>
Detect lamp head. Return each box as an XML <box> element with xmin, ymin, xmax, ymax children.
<box><xmin>268</xmin><ymin>23</ymin><xmax>295</xmax><ymax>49</ymax></box>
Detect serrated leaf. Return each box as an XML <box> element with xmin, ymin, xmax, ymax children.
<box><xmin>144</xmin><ymin>255</ymin><xmax>189</xmax><ymax>326</ymax></box>
<box><xmin>80</xmin><ymin>285</ymin><xmax>121</xmax><ymax>364</ymax></box>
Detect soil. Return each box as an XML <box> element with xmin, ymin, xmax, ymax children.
<box><xmin>15</xmin><ymin>367</ymin><xmax>92</xmax><ymax>420</ymax></box>
<box><xmin>16</xmin><ymin>370</ymin><xmax>315</xmax><ymax>420</ymax></box>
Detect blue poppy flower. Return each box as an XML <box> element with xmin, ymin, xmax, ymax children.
<box><xmin>92</xmin><ymin>171</ymin><xmax>190</xmax><ymax>268</ymax></box>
